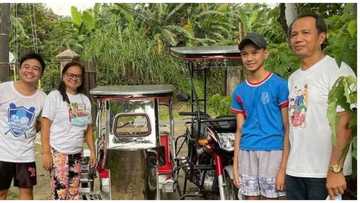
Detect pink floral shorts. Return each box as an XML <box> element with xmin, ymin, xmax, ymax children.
<box><xmin>50</xmin><ymin>149</ymin><xmax>82</xmax><ymax>200</ymax></box>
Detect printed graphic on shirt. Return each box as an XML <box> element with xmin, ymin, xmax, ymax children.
<box><xmin>5</xmin><ymin>103</ymin><xmax>36</xmax><ymax>138</ymax></box>
<box><xmin>69</xmin><ymin>103</ymin><xmax>89</xmax><ymax>127</ymax></box>
<box><xmin>261</xmin><ymin>91</ymin><xmax>270</xmax><ymax>104</ymax></box>
<box><xmin>289</xmin><ymin>84</ymin><xmax>308</xmax><ymax>128</ymax></box>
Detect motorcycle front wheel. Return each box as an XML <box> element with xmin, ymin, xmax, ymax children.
<box><xmin>223</xmin><ymin>171</ymin><xmax>238</xmax><ymax>200</ymax></box>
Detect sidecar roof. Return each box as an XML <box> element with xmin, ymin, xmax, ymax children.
<box><xmin>90</xmin><ymin>85</ymin><xmax>175</xmax><ymax>97</ymax></box>
<box><xmin>170</xmin><ymin>45</ymin><xmax>241</xmax><ymax>61</ymax></box>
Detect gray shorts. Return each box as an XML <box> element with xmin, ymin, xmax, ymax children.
<box><xmin>237</xmin><ymin>150</ymin><xmax>286</xmax><ymax>198</ymax></box>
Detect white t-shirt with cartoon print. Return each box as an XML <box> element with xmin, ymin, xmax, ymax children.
<box><xmin>286</xmin><ymin>55</ymin><xmax>354</xmax><ymax>178</ymax></box>
<box><xmin>42</xmin><ymin>90</ymin><xmax>92</xmax><ymax>154</ymax></box>
<box><xmin>0</xmin><ymin>81</ymin><xmax>46</xmax><ymax>162</ymax></box>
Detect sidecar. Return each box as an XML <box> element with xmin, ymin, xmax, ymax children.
<box><xmin>89</xmin><ymin>85</ymin><xmax>177</xmax><ymax>200</ymax></box>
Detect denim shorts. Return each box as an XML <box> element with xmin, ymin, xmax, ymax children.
<box><xmin>237</xmin><ymin>150</ymin><xmax>286</xmax><ymax>198</ymax></box>
<box><xmin>285</xmin><ymin>175</ymin><xmax>327</xmax><ymax>200</ymax></box>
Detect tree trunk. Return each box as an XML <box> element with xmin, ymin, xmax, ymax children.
<box><xmin>278</xmin><ymin>4</ymin><xmax>288</xmax><ymax>33</ymax></box>
<box><xmin>225</xmin><ymin>20</ymin><xmax>245</xmax><ymax>96</ymax></box>
<box><xmin>226</xmin><ymin>67</ymin><xmax>241</xmax><ymax>96</ymax></box>
<box><xmin>105</xmin><ymin>150</ymin><xmax>147</xmax><ymax>200</ymax></box>
<box><xmin>0</xmin><ymin>3</ymin><xmax>10</xmax><ymax>82</ymax></box>
<box><xmin>285</xmin><ymin>3</ymin><xmax>298</xmax><ymax>29</ymax></box>
<box><xmin>278</xmin><ymin>3</ymin><xmax>298</xmax><ymax>34</ymax></box>
<box><xmin>353</xmin><ymin>4</ymin><xmax>357</xmax><ymax>16</ymax></box>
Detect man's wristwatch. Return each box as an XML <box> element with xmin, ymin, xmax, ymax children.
<box><xmin>329</xmin><ymin>164</ymin><xmax>343</xmax><ymax>174</ymax></box>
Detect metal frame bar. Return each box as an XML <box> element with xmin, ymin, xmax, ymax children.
<box><xmin>204</xmin><ymin>67</ymin><xmax>207</xmax><ymax>114</ymax></box>
<box><xmin>154</xmin><ymin>98</ymin><xmax>161</xmax><ymax>200</ymax></box>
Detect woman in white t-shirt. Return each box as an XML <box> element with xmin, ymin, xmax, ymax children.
<box><xmin>41</xmin><ymin>61</ymin><xmax>95</xmax><ymax>200</ymax></box>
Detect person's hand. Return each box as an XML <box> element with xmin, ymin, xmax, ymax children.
<box><xmin>275</xmin><ymin>168</ymin><xmax>286</xmax><ymax>191</ymax></box>
<box><xmin>89</xmin><ymin>151</ymin><xmax>97</xmax><ymax>168</ymax></box>
<box><xmin>232</xmin><ymin>166</ymin><xmax>241</xmax><ymax>188</ymax></box>
<box><xmin>326</xmin><ymin>172</ymin><xmax>347</xmax><ymax>200</ymax></box>
<box><xmin>42</xmin><ymin>151</ymin><xmax>53</xmax><ymax>171</ymax></box>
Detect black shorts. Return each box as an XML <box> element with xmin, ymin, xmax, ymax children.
<box><xmin>0</xmin><ymin>161</ymin><xmax>37</xmax><ymax>190</ymax></box>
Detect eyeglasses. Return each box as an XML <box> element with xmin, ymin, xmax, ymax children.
<box><xmin>65</xmin><ymin>73</ymin><xmax>82</xmax><ymax>80</ymax></box>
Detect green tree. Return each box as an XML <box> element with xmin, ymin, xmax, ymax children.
<box><xmin>325</xmin><ymin>4</ymin><xmax>357</xmax><ymax>71</ymax></box>
<box><xmin>10</xmin><ymin>4</ymin><xmax>70</xmax><ymax>92</ymax></box>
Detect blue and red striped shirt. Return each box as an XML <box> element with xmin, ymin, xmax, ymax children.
<box><xmin>231</xmin><ymin>72</ymin><xmax>289</xmax><ymax>151</ymax></box>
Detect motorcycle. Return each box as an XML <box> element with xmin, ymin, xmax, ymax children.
<box><xmin>171</xmin><ymin>45</ymin><xmax>241</xmax><ymax>200</ymax></box>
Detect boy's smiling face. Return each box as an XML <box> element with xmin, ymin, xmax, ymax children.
<box><xmin>240</xmin><ymin>44</ymin><xmax>268</xmax><ymax>73</ymax></box>
<box><xmin>19</xmin><ymin>59</ymin><xmax>43</xmax><ymax>85</ymax></box>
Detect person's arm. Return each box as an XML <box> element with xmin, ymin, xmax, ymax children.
<box><xmin>232</xmin><ymin>113</ymin><xmax>244</xmax><ymax>188</ymax></box>
<box><xmin>35</xmin><ymin>118</ymin><xmax>41</xmax><ymax>132</ymax></box>
<box><xmin>326</xmin><ymin>111</ymin><xmax>352</xmax><ymax>199</ymax></box>
<box><xmin>276</xmin><ymin>107</ymin><xmax>290</xmax><ymax>191</ymax></box>
<box><xmin>41</xmin><ymin>117</ymin><xmax>53</xmax><ymax>171</ymax></box>
<box><xmin>85</xmin><ymin>124</ymin><xmax>96</xmax><ymax>167</ymax></box>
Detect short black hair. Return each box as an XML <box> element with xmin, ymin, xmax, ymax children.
<box><xmin>288</xmin><ymin>13</ymin><xmax>328</xmax><ymax>50</ymax></box>
<box><xmin>19</xmin><ymin>52</ymin><xmax>46</xmax><ymax>74</ymax></box>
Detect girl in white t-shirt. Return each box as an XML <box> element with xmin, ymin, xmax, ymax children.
<box><xmin>41</xmin><ymin>61</ymin><xmax>96</xmax><ymax>200</ymax></box>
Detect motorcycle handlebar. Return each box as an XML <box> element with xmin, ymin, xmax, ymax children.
<box><xmin>178</xmin><ymin>111</ymin><xmax>207</xmax><ymax>116</ymax></box>
<box><xmin>185</xmin><ymin>117</ymin><xmax>235</xmax><ymax>124</ymax></box>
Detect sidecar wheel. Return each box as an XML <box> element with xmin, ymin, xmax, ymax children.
<box><xmin>145</xmin><ymin>155</ymin><xmax>157</xmax><ymax>199</ymax></box>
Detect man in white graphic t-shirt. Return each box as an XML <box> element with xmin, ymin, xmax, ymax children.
<box><xmin>0</xmin><ymin>53</ymin><xmax>46</xmax><ymax>200</ymax></box>
<box><xmin>284</xmin><ymin>14</ymin><xmax>355</xmax><ymax>200</ymax></box>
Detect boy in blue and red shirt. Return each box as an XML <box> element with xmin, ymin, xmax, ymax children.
<box><xmin>231</xmin><ymin>32</ymin><xmax>289</xmax><ymax>199</ymax></box>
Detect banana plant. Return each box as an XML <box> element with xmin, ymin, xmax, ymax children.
<box><xmin>327</xmin><ymin>75</ymin><xmax>357</xmax><ymax>159</ymax></box>
<box><xmin>70</xmin><ymin>6</ymin><xmax>96</xmax><ymax>51</ymax></box>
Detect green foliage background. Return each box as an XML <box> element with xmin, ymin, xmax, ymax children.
<box><xmin>8</xmin><ymin>3</ymin><xmax>357</xmax><ymax>129</ymax></box>
<box><xmin>6</xmin><ymin>2</ymin><xmax>357</xmax><ymax>198</ymax></box>
<box><xmin>328</xmin><ymin>75</ymin><xmax>357</xmax><ymax>159</ymax></box>
<box><xmin>8</xmin><ymin>3</ymin><xmax>356</xmax><ymax>95</ymax></box>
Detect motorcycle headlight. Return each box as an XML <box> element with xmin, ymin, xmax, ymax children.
<box><xmin>218</xmin><ymin>133</ymin><xmax>235</xmax><ymax>151</ymax></box>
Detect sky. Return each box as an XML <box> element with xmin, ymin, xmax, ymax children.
<box><xmin>45</xmin><ymin>1</ymin><xmax>96</xmax><ymax>16</ymax></box>
<box><xmin>7</xmin><ymin>0</ymin><xmax>355</xmax><ymax>17</ymax></box>
<box><xmin>40</xmin><ymin>0</ymin><xmax>282</xmax><ymax>16</ymax></box>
